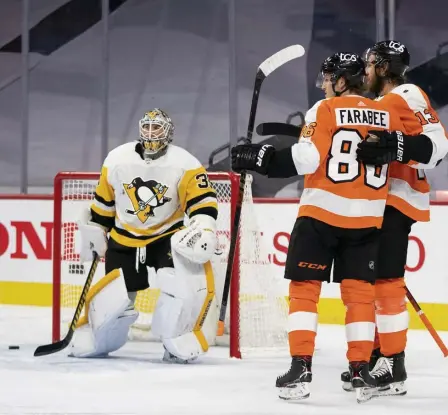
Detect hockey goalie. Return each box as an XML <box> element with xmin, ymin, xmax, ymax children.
<box><xmin>70</xmin><ymin>108</ymin><xmax>219</xmax><ymax>363</ymax></box>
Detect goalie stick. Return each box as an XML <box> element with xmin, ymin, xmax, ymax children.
<box><xmin>217</xmin><ymin>45</ymin><xmax>305</xmax><ymax>354</ymax></box>
<box><xmin>34</xmin><ymin>251</ymin><xmax>100</xmax><ymax>356</ymax></box>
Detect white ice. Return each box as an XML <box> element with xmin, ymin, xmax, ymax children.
<box><xmin>0</xmin><ymin>305</ymin><xmax>447</xmax><ymax>415</ymax></box>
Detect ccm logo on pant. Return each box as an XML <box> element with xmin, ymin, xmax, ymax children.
<box><xmin>298</xmin><ymin>262</ymin><xmax>327</xmax><ymax>270</ymax></box>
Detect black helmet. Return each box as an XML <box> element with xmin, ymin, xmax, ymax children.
<box><xmin>317</xmin><ymin>52</ymin><xmax>365</xmax><ymax>95</ymax></box>
<box><xmin>364</xmin><ymin>40</ymin><xmax>410</xmax><ymax>78</ymax></box>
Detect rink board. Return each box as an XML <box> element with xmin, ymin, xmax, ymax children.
<box><xmin>0</xmin><ymin>197</ymin><xmax>447</xmax><ymax>330</ymax></box>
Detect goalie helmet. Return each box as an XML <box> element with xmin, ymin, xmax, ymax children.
<box><xmin>139</xmin><ymin>109</ymin><xmax>175</xmax><ymax>160</ymax></box>
<box><xmin>316</xmin><ymin>52</ymin><xmax>365</xmax><ymax>96</ymax></box>
<box><xmin>363</xmin><ymin>40</ymin><xmax>410</xmax><ymax>78</ymax></box>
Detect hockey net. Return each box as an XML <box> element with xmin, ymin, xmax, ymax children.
<box><xmin>52</xmin><ymin>171</ymin><xmax>288</xmax><ymax>358</ymax></box>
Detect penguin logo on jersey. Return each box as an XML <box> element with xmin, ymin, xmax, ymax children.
<box><xmin>123</xmin><ymin>177</ymin><xmax>171</xmax><ymax>223</ymax></box>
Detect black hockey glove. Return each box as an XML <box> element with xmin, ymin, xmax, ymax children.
<box><xmin>231</xmin><ymin>143</ymin><xmax>275</xmax><ymax>175</ymax></box>
<box><xmin>357</xmin><ymin>130</ymin><xmax>433</xmax><ymax>165</ymax></box>
<box><xmin>356</xmin><ymin>130</ymin><xmax>403</xmax><ymax>165</ymax></box>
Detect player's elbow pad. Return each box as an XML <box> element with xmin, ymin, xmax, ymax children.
<box><xmin>290</xmin><ymin>140</ymin><xmax>320</xmax><ymax>175</ymax></box>
<box><xmin>266</xmin><ymin>147</ymin><xmax>300</xmax><ymax>178</ymax></box>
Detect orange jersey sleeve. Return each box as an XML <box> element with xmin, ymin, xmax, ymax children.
<box><xmin>377</xmin><ymin>83</ymin><xmax>446</xmax><ymax>222</ymax></box>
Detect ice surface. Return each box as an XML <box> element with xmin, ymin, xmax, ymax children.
<box><xmin>0</xmin><ymin>305</ymin><xmax>447</xmax><ymax>415</ymax></box>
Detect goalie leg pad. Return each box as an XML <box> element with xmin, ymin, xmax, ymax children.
<box><xmin>70</xmin><ymin>268</ymin><xmax>138</xmax><ymax>358</ymax></box>
<box><xmin>151</xmin><ymin>250</ymin><xmax>215</xmax><ymax>361</ymax></box>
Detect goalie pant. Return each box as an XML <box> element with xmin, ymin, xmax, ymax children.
<box><xmin>69</xmin><ymin>230</ymin><xmax>217</xmax><ymax>361</ymax></box>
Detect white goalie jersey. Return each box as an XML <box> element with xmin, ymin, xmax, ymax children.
<box><xmin>90</xmin><ymin>142</ymin><xmax>218</xmax><ymax>248</ymax></box>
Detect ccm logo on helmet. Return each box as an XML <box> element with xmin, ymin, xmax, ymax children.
<box><xmin>388</xmin><ymin>41</ymin><xmax>405</xmax><ymax>53</ymax></box>
<box><xmin>339</xmin><ymin>53</ymin><xmax>357</xmax><ymax>62</ymax></box>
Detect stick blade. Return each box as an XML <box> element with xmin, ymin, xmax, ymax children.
<box><xmin>34</xmin><ymin>339</ymin><xmax>68</xmax><ymax>357</ymax></box>
<box><xmin>259</xmin><ymin>44</ymin><xmax>305</xmax><ymax>77</ymax></box>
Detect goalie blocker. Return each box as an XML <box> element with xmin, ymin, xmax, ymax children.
<box><xmin>72</xmin><ymin>213</ymin><xmax>218</xmax><ymax>362</ymax></box>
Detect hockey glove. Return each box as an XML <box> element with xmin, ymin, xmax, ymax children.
<box><xmin>171</xmin><ymin>214</ymin><xmax>217</xmax><ymax>264</ymax></box>
<box><xmin>231</xmin><ymin>143</ymin><xmax>275</xmax><ymax>175</ymax></box>
<box><xmin>356</xmin><ymin>130</ymin><xmax>403</xmax><ymax>165</ymax></box>
<box><xmin>78</xmin><ymin>207</ymin><xmax>108</xmax><ymax>262</ymax></box>
<box><xmin>357</xmin><ymin>130</ymin><xmax>434</xmax><ymax>166</ymax></box>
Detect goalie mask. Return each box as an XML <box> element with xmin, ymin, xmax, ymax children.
<box><xmin>139</xmin><ymin>109</ymin><xmax>175</xmax><ymax>161</ymax></box>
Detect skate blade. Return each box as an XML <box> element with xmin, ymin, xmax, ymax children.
<box><xmin>342</xmin><ymin>381</ymin><xmax>354</xmax><ymax>392</ymax></box>
<box><xmin>278</xmin><ymin>383</ymin><xmax>310</xmax><ymax>401</ymax></box>
<box><xmin>376</xmin><ymin>382</ymin><xmax>407</xmax><ymax>397</ymax></box>
<box><xmin>356</xmin><ymin>386</ymin><xmax>377</xmax><ymax>403</ymax></box>
<box><xmin>356</xmin><ymin>382</ymin><xmax>407</xmax><ymax>403</ymax></box>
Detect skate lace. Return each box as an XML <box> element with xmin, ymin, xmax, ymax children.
<box><xmin>277</xmin><ymin>357</ymin><xmax>310</xmax><ymax>381</ymax></box>
<box><xmin>370</xmin><ymin>357</ymin><xmax>393</xmax><ymax>378</ymax></box>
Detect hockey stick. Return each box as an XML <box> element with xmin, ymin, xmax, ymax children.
<box><xmin>217</xmin><ymin>45</ymin><xmax>305</xmax><ymax>338</ymax></box>
<box><xmin>405</xmin><ymin>286</ymin><xmax>448</xmax><ymax>357</ymax></box>
<box><xmin>256</xmin><ymin>122</ymin><xmax>302</xmax><ymax>138</ymax></box>
<box><xmin>34</xmin><ymin>251</ymin><xmax>100</xmax><ymax>356</ymax></box>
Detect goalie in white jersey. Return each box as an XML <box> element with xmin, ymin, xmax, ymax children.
<box><xmin>71</xmin><ymin>108</ymin><xmax>219</xmax><ymax>363</ymax></box>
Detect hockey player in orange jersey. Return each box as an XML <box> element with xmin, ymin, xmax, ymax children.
<box><xmin>231</xmin><ymin>53</ymin><xmax>405</xmax><ymax>402</ymax></box>
<box><xmin>339</xmin><ymin>40</ymin><xmax>448</xmax><ymax>397</ymax></box>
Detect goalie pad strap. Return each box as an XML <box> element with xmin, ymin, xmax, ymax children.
<box><xmin>193</xmin><ymin>261</ymin><xmax>215</xmax><ymax>352</ymax></box>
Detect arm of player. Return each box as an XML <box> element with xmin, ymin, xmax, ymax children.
<box><xmin>174</xmin><ymin>167</ymin><xmax>218</xmax><ymax>264</ymax></box>
<box><xmin>230</xmin><ymin>100</ymin><xmax>330</xmax><ymax>178</ymax></box>
<box><xmin>357</xmin><ymin>86</ymin><xmax>448</xmax><ymax>168</ymax></box>
<box><xmin>90</xmin><ymin>165</ymin><xmax>116</xmax><ymax>230</ymax></box>
<box><xmin>406</xmin><ymin>93</ymin><xmax>448</xmax><ymax>169</ymax></box>
<box><xmin>78</xmin><ymin>165</ymin><xmax>114</xmax><ymax>262</ymax></box>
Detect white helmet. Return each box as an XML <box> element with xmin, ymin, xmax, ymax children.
<box><xmin>139</xmin><ymin>109</ymin><xmax>174</xmax><ymax>160</ymax></box>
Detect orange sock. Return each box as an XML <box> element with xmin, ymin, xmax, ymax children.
<box><xmin>375</xmin><ymin>278</ymin><xmax>408</xmax><ymax>356</ymax></box>
<box><xmin>288</xmin><ymin>280</ymin><xmax>322</xmax><ymax>357</ymax></box>
<box><xmin>341</xmin><ymin>279</ymin><xmax>375</xmax><ymax>362</ymax></box>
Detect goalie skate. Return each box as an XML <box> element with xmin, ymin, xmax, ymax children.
<box><xmin>162</xmin><ymin>348</ymin><xmax>198</xmax><ymax>364</ymax></box>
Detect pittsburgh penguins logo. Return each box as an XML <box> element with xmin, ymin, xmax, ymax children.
<box><xmin>123</xmin><ymin>177</ymin><xmax>171</xmax><ymax>223</ymax></box>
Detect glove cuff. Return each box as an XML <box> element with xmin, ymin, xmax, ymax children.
<box><xmin>189</xmin><ymin>214</ymin><xmax>217</xmax><ymax>233</ymax></box>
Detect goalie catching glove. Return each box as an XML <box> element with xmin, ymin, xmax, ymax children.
<box><xmin>78</xmin><ymin>207</ymin><xmax>108</xmax><ymax>262</ymax></box>
<box><xmin>171</xmin><ymin>214</ymin><xmax>217</xmax><ymax>264</ymax></box>
<box><xmin>357</xmin><ymin>130</ymin><xmax>433</xmax><ymax>165</ymax></box>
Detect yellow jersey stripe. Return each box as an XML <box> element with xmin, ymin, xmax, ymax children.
<box><xmin>120</xmin><ymin>209</ymin><xmax>185</xmax><ymax>236</ymax></box>
<box><xmin>91</xmin><ymin>204</ymin><xmax>116</xmax><ymax>218</ymax></box>
<box><xmin>178</xmin><ymin>167</ymin><xmax>215</xmax><ymax>212</ymax></box>
<box><xmin>110</xmin><ymin>227</ymin><xmax>182</xmax><ymax>248</ymax></box>
<box><xmin>92</xmin><ymin>198</ymin><xmax>116</xmax><ymax>213</ymax></box>
<box><xmin>96</xmin><ymin>166</ymin><xmax>115</xmax><ymax>203</ymax></box>
<box><xmin>188</xmin><ymin>200</ymin><xmax>218</xmax><ymax>215</ymax></box>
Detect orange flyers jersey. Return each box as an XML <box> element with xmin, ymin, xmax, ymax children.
<box><xmin>294</xmin><ymin>95</ymin><xmax>404</xmax><ymax>229</ymax></box>
<box><xmin>377</xmin><ymin>84</ymin><xmax>448</xmax><ymax>222</ymax></box>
